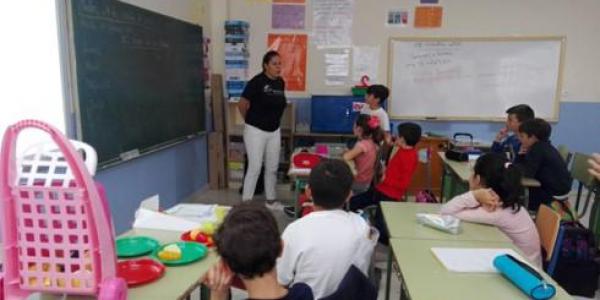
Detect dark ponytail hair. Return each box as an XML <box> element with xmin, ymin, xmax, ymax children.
<box><xmin>262</xmin><ymin>50</ymin><xmax>280</xmax><ymax>72</ymax></box>
<box><xmin>473</xmin><ymin>153</ymin><xmax>524</xmax><ymax>212</ymax></box>
<box><xmin>355</xmin><ymin>114</ymin><xmax>384</xmax><ymax>144</ymax></box>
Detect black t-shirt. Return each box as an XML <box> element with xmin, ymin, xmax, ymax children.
<box><xmin>246</xmin><ymin>283</ymin><xmax>314</xmax><ymax>300</ymax></box>
<box><xmin>242</xmin><ymin>72</ymin><xmax>287</xmax><ymax>132</ymax></box>
<box><xmin>514</xmin><ymin>140</ymin><xmax>573</xmax><ymax>196</ymax></box>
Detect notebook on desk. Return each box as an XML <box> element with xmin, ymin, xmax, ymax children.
<box><xmin>431</xmin><ymin>247</ymin><xmax>523</xmax><ymax>273</ymax></box>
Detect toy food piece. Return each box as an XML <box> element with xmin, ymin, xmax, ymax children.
<box><xmin>215</xmin><ymin>206</ymin><xmax>228</xmax><ymax>222</ymax></box>
<box><xmin>201</xmin><ymin>222</ymin><xmax>215</xmax><ymax>236</ymax></box>
<box><xmin>158</xmin><ymin>244</ymin><xmax>182</xmax><ymax>261</ymax></box>
<box><xmin>190</xmin><ymin>228</ymin><xmax>202</xmax><ymax>241</ymax></box>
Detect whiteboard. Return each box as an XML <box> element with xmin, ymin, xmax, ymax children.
<box><xmin>388</xmin><ymin>37</ymin><xmax>564</xmax><ymax>121</ymax></box>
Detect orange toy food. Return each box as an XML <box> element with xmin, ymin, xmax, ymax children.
<box><xmin>158</xmin><ymin>244</ymin><xmax>182</xmax><ymax>261</ymax></box>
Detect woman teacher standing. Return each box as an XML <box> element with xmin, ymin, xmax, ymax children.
<box><xmin>238</xmin><ymin>51</ymin><xmax>287</xmax><ymax>208</ymax></box>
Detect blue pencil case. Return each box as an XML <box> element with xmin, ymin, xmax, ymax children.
<box><xmin>493</xmin><ymin>254</ymin><xmax>556</xmax><ymax>299</ymax></box>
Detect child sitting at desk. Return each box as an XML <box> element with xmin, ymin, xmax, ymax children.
<box><xmin>278</xmin><ymin>159</ymin><xmax>378</xmax><ymax>299</ymax></box>
<box><xmin>203</xmin><ymin>202</ymin><xmax>313</xmax><ymax>300</ymax></box>
<box><xmin>440</xmin><ymin>153</ymin><xmax>542</xmax><ymax>267</ymax></box>
<box><xmin>491</xmin><ymin>104</ymin><xmax>535</xmax><ymax>161</ymax></box>
<box><xmin>514</xmin><ymin>118</ymin><xmax>572</xmax><ymax>211</ymax></box>
<box><xmin>349</xmin><ymin>122</ymin><xmax>421</xmax><ymax>245</ymax></box>
<box><xmin>343</xmin><ymin>114</ymin><xmax>383</xmax><ymax>195</ymax></box>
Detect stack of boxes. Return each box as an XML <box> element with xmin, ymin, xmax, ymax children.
<box><xmin>228</xmin><ymin>142</ymin><xmax>245</xmax><ymax>181</ymax></box>
<box><xmin>224</xmin><ymin>20</ymin><xmax>250</xmax><ymax>101</ymax></box>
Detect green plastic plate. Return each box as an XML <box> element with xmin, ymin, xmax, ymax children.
<box><xmin>153</xmin><ymin>242</ymin><xmax>207</xmax><ymax>266</ymax></box>
<box><xmin>116</xmin><ymin>236</ymin><xmax>160</xmax><ymax>258</ymax></box>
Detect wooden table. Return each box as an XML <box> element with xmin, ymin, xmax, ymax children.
<box><xmin>388</xmin><ymin>238</ymin><xmax>572</xmax><ymax>300</ymax></box>
<box><xmin>1</xmin><ymin>228</ymin><xmax>218</xmax><ymax>300</ymax></box>
<box><xmin>381</xmin><ymin>201</ymin><xmax>511</xmax><ymax>300</ymax></box>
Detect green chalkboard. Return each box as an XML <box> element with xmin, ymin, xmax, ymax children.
<box><xmin>70</xmin><ymin>0</ymin><xmax>205</xmax><ymax>166</ymax></box>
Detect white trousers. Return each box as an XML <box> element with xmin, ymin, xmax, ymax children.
<box><xmin>242</xmin><ymin>124</ymin><xmax>281</xmax><ymax>201</ymax></box>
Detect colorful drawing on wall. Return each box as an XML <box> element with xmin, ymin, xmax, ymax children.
<box><xmin>387</xmin><ymin>9</ymin><xmax>409</xmax><ymax>27</ymax></box>
<box><xmin>414</xmin><ymin>6</ymin><xmax>443</xmax><ymax>28</ymax></box>
<box><xmin>268</xmin><ymin>34</ymin><xmax>307</xmax><ymax>91</ymax></box>
<box><xmin>272</xmin><ymin>4</ymin><xmax>305</xmax><ymax>29</ymax></box>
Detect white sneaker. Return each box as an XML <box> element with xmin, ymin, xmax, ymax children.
<box><xmin>265</xmin><ymin>200</ymin><xmax>285</xmax><ymax>211</ymax></box>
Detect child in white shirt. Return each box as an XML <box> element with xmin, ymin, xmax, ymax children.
<box><xmin>361</xmin><ymin>84</ymin><xmax>391</xmax><ymax>142</ymax></box>
<box><xmin>277</xmin><ymin>159</ymin><xmax>378</xmax><ymax>299</ymax></box>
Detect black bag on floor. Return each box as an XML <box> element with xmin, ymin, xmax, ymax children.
<box><xmin>553</xmin><ymin>220</ymin><xmax>600</xmax><ymax>297</ymax></box>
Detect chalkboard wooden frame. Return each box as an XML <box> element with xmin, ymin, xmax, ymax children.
<box><xmin>387</xmin><ymin>36</ymin><xmax>565</xmax><ymax>121</ymax></box>
<box><xmin>66</xmin><ymin>0</ymin><xmax>206</xmax><ymax>167</ymax></box>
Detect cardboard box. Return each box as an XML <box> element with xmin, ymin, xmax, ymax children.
<box><xmin>208</xmin><ymin>132</ymin><xmax>227</xmax><ymax>189</ymax></box>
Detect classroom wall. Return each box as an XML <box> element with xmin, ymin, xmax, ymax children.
<box><xmin>221</xmin><ymin>0</ymin><xmax>600</xmax><ymax>102</ymax></box>
<box><xmin>88</xmin><ymin>0</ymin><xmax>211</xmax><ymax>234</ymax></box>
<box><xmin>211</xmin><ymin>0</ymin><xmax>600</xmax><ymax>153</ymax></box>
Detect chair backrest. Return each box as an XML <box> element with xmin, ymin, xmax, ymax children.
<box><xmin>571</xmin><ymin>152</ymin><xmax>595</xmax><ymax>188</ymax></box>
<box><xmin>371</xmin><ymin>145</ymin><xmax>385</xmax><ymax>187</ymax></box>
<box><xmin>536</xmin><ymin>205</ymin><xmax>562</xmax><ymax>262</ymax></box>
<box><xmin>556</xmin><ymin>144</ymin><xmax>572</xmax><ymax>165</ymax></box>
<box><xmin>320</xmin><ymin>265</ymin><xmax>377</xmax><ymax>300</ymax></box>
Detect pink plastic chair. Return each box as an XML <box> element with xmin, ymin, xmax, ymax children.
<box><xmin>0</xmin><ymin>120</ymin><xmax>126</xmax><ymax>300</ymax></box>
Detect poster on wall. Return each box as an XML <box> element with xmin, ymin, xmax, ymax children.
<box><xmin>272</xmin><ymin>4</ymin><xmax>305</xmax><ymax>29</ymax></box>
<box><xmin>352</xmin><ymin>46</ymin><xmax>379</xmax><ymax>84</ymax></box>
<box><xmin>268</xmin><ymin>34</ymin><xmax>307</xmax><ymax>91</ymax></box>
<box><xmin>324</xmin><ymin>48</ymin><xmax>350</xmax><ymax>85</ymax></box>
<box><xmin>414</xmin><ymin>6</ymin><xmax>443</xmax><ymax>28</ymax></box>
<box><xmin>312</xmin><ymin>0</ymin><xmax>354</xmax><ymax>48</ymax></box>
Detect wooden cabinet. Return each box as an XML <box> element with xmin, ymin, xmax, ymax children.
<box><xmin>406</xmin><ymin>136</ymin><xmax>449</xmax><ymax>197</ymax></box>
<box><xmin>225</xmin><ymin>101</ymin><xmax>295</xmax><ymax>183</ymax></box>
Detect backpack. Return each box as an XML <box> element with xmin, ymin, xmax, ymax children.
<box><xmin>415</xmin><ymin>190</ymin><xmax>438</xmax><ymax>203</ymax></box>
<box><xmin>550</xmin><ymin>202</ymin><xmax>600</xmax><ymax>297</ymax></box>
<box><xmin>415</xmin><ymin>147</ymin><xmax>438</xmax><ymax>204</ymax></box>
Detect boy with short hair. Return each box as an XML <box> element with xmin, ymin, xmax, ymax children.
<box><xmin>277</xmin><ymin>159</ymin><xmax>378</xmax><ymax>299</ymax></box>
<box><xmin>203</xmin><ymin>202</ymin><xmax>313</xmax><ymax>300</ymax></box>
<box><xmin>361</xmin><ymin>84</ymin><xmax>391</xmax><ymax>137</ymax></box>
<box><xmin>375</xmin><ymin>122</ymin><xmax>422</xmax><ymax>202</ymax></box>
<box><xmin>491</xmin><ymin>104</ymin><xmax>535</xmax><ymax>160</ymax></box>
<box><xmin>515</xmin><ymin>118</ymin><xmax>572</xmax><ymax>211</ymax></box>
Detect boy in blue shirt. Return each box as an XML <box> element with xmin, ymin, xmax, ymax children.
<box><xmin>491</xmin><ymin>104</ymin><xmax>535</xmax><ymax>161</ymax></box>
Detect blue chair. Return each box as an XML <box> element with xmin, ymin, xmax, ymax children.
<box><xmin>320</xmin><ymin>265</ymin><xmax>377</xmax><ymax>300</ymax></box>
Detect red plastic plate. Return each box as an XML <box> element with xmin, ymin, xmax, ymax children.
<box><xmin>117</xmin><ymin>258</ymin><xmax>165</xmax><ymax>287</ymax></box>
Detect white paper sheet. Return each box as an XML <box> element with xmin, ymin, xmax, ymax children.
<box><xmin>164</xmin><ymin>203</ymin><xmax>219</xmax><ymax>224</ymax></box>
<box><xmin>312</xmin><ymin>0</ymin><xmax>354</xmax><ymax>48</ymax></box>
<box><xmin>431</xmin><ymin>247</ymin><xmax>522</xmax><ymax>273</ymax></box>
<box><xmin>140</xmin><ymin>194</ymin><xmax>160</xmax><ymax>211</ymax></box>
<box><xmin>133</xmin><ymin>208</ymin><xmax>199</xmax><ymax>232</ymax></box>
<box><xmin>352</xmin><ymin>46</ymin><xmax>379</xmax><ymax>83</ymax></box>
<box><xmin>325</xmin><ymin>49</ymin><xmax>350</xmax><ymax>85</ymax></box>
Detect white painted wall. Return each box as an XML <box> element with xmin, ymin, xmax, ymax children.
<box><xmin>0</xmin><ymin>1</ymin><xmax>67</xmax><ymax>152</ymax></box>
<box><xmin>120</xmin><ymin>0</ymin><xmax>209</xmax><ymax>28</ymax></box>
<box><xmin>215</xmin><ymin>0</ymin><xmax>600</xmax><ymax>103</ymax></box>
